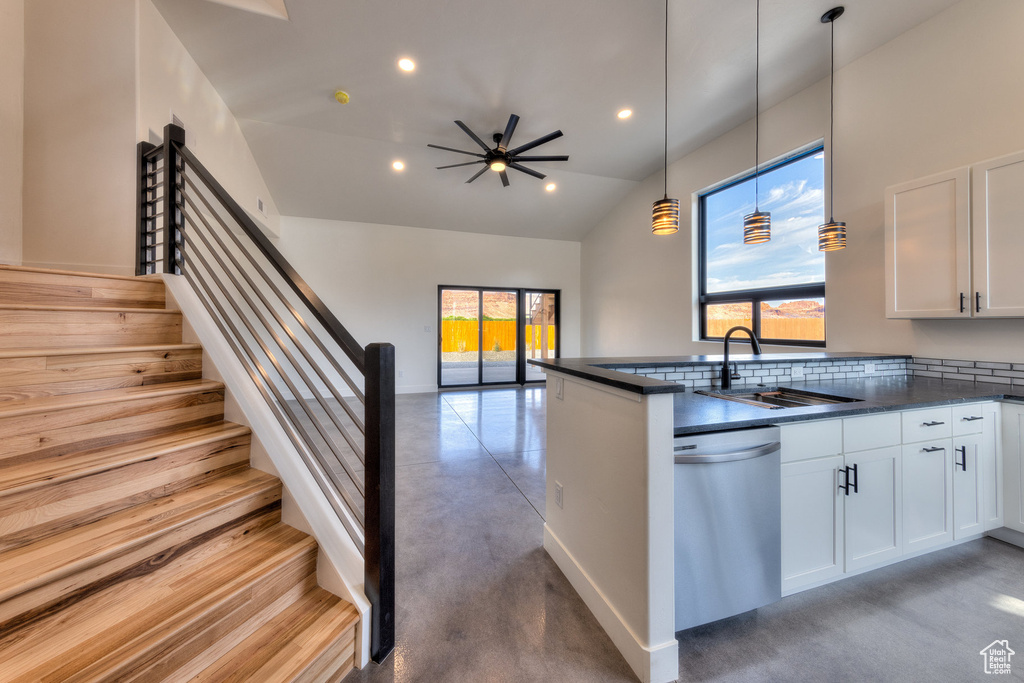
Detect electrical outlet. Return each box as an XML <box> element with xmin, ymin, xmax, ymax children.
<box><xmin>398</xmin><ymin>370</ymin><xmax>404</xmax><ymax>378</ymax></box>
<box><xmin>555</xmin><ymin>377</ymin><xmax>564</xmax><ymax>400</ymax></box>
<box><xmin>791</xmin><ymin>365</ymin><xmax>805</xmax><ymax>380</ymax></box>
<box><xmin>424</xmin><ymin>325</ymin><xmax>431</xmax><ymax>333</ymax></box>
<box><xmin>554</xmin><ymin>481</ymin><xmax>564</xmax><ymax>509</ymax></box>
<box><xmin>865</xmin><ymin>363</ymin><xmax>876</xmax><ymax>375</ymax></box>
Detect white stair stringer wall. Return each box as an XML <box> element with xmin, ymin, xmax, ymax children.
<box><xmin>162</xmin><ymin>273</ymin><xmax>372</xmax><ymax>668</ymax></box>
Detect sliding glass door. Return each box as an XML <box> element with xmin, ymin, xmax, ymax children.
<box><xmin>438</xmin><ymin>286</ymin><xmax>559</xmax><ymax>388</ymax></box>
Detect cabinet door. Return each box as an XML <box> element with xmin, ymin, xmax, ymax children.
<box><xmin>885</xmin><ymin>167</ymin><xmax>971</xmax><ymax>319</ymax></box>
<box><xmin>953</xmin><ymin>434</ymin><xmax>984</xmax><ymax>539</ymax></box>
<box><xmin>902</xmin><ymin>440</ymin><xmax>954</xmax><ymax>553</ymax></box>
<box><xmin>782</xmin><ymin>455</ymin><xmax>844</xmax><ymax>594</ymax></box>
<box><xmin>1002</xmin><ymin>403</ymin><xmax>1024</xmax><ymax>533</ymax></box>
<box><xmin>981</xmin><ymin>404</ymin><xmax>1003</xmax><ymax>531</ymax></box>
<box><xmin>845</xmin><ymin>446</ymin><xmax>902</xmax><ymax>572</ymax></box>
<box><xmin>972</xmin><ymin>151</ymin><xmax>1024</xmax><ymax>317</ymax></box>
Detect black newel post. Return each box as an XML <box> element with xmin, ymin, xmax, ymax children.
<box><xmin>162</xmin><ymin>124</ymin><xmax>186</xmax><ymax>275</ymax></box>
<box><xmin>364</xmin><ymin>342</ymin><xmax>396</xmax><ymax>663</ymax></box>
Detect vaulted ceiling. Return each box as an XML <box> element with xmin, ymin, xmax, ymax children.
<box><xmin>153</xmin><ymin>0</ymin><xmax>961</xmax><ymax>241</ymax></box>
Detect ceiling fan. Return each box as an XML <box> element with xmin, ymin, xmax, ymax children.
<box><xmin>427</xmin><ymin>114</ymin><xmax>568</xmax><ymax>187</ymax></box>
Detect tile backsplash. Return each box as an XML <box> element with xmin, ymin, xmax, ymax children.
<box><xmin>909</xmin><ymin>358</ymin><xmax>1024</xmax><ymax>387</ymax></box>
<box><xmin>615</xmin><ymin>358</ymin><xmax>908</xmax><ymax>390</ymax></box>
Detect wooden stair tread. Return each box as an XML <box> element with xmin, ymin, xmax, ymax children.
<box><xmin>0</xmin><ymin>523</ymin><xmax>316</xmax><ymax>682</ymax></box>
<box><xmin>0</xmin><ymin>467</ymin><xmax>280</xmax><ymax>605</ymax></box>
<box><xmin>195</xmin><ymin>587</ymin><xmax>359</xmax><ymax>683</ymax></box>
<box><xmin>0</xmin><ymin>421</ymin><xmax>251</xmax><ymax>495</ymax></box>
<box><xmin>0</xmin><ymin>264</ymin><xmax>163</xmax><ymax>283</ymax></box>
<box><xmin>0</xmin><ymin>343</ymin><xmax>202</xmax><ymax>359</ymax></box>
<box><xmin>0</xmin><ymin>378</ymin><xmax>223</xmax><ymax>418</ymax></box>
<box><xmin>0</xmin><ymin>302</ymin><xmax>179</xmax><ymax>314</ymax></box>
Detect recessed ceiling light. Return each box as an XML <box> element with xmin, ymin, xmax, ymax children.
<box><xmin>392</xmin><ymin>160</ymin><xmax>405</xmax><ymax>171</ymax></box>
<box><xmin>545</xmin><ymin>183</ymin><xmax>557</xmax><ymax>192</ymax></box>
<box><xmin>397</xmin><ymin>58</ymin><xmax>416</xmax><ymax>72</ymax></box>
<box><xmin>617</xmin><ymin>108</ymin><xmax>633</xmax><ymax>119</ymax></box>
<box><xmin>334</xmin><ymin>90</ymin><xmax>350</xmax><ymax>104</ymax></box>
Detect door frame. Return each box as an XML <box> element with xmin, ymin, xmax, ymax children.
<box><xmin>437</xmin><ymin>285</ymin><xmax>560</xmax><ymax>389</ymax></box>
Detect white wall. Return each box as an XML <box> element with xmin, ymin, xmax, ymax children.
<box><xmin>137</xmin><ymin>0</ymin><xmax>280</xmax><ymax>235</ymax></box>
<box><xmin>582</xmin><ymin>0</ymin><xmax>1024</xmax><ymax>364</ymax></box>
<box><xmin>0</xmin><ymin>0</ymin><xmax>24</xmax><ymax>265</ymax></box>
<box><xmin>276</xmin><ymin>216</ymin><xmax>581</xmax><ymax>393</ymax></box>
<box><xmin>23</xmin><ymin>0</ymin><xmax>137</xmax><ymax>275</ymax></box>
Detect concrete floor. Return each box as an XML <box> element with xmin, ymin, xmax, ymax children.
<box><xmin>346</xmin><ymin>387</ymin><xmax>1024</xmax><ymax>683</ymax></box>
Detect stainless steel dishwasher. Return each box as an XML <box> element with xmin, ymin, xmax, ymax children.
<box><xmin>674</xmin><ymin>426</ymin><xmax>781</xmax><ymax>631</ymax></box>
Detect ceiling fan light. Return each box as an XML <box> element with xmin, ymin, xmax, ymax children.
<box><xmin>818</xmin><ymin>220</ymin><xmax>847</xmax><ymax>251</ymax></box>
<box><xmin>743</xmin><ymin>211</ymin><xmax>771</xmax><ymax>244</ymax></box>
<box><xmin>652</xmin><ymin>197</ymin><xmax>680</xmax><ymax>235</ymax></box>
<box><xmin>490</xmin><ymin>160</ymin><xmax>507</xmax><ymax>172</ymax></box>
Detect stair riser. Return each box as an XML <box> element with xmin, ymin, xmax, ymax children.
<box><xmin>48</xmin><ymin>539</ymin><xmax>318</xmax><ymax>683</ymax></box>
<box><xmin>0</xmin><ymin>486</ymin><xmax>282</xmax><ymax>628</ymax></box>
<box><xmin>0</xmin><ymin>269</ymin><xmax>165</xmax><ymax>309</ymax></box>
<box><xmin>0</xmin><ymin>389</ymin><xmax>225</xmax><ymax>464</ymax></box>
<box><xmin>0</xmin><ymin>309</ymin><xmax>182</xmax><ymax>349</ymax></box>
<box><xmin>0</xmin><ymin>348</ymin><xmax>203</xmax><ymax>401</ymax></box>
<box><xmin>0</xmin><ymin>434</ymin><xmax>253</xmax><ymax>546</ymax></box>
<box><xmin>0</xmin><ymin>506</ymin><xmax>285</xmax><ymax>646</ymax></box>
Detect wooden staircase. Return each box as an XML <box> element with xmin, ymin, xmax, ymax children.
<box><xmin>0</xmin><ymin>266</ymin><xmax>359</xmax><ymax>682</ymax></box>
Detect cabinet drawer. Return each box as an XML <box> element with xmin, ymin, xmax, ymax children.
<box><xmin>780</xmin><ymin>420</ymin><xmax>843</xmax><ymax>463</ymax></box>
<box><xmin>902</xmin><ymin>407</ymin><xmax>953</xmax><ymax>443</ymax></box>
<box><xmin>844</xmin><ymin>413</ymin><xmax>901</xmax><ymax>452</ymax></box>
<box><xmin>952</xmin><ymin>403</ymin><xmax>987</xmax><ymax>436</ymax></box>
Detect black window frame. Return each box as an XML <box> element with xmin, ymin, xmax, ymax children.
<box><xmin>698</xmin><ymin>145</ymin><xmax>826</xmax><ymax>348</ymax></box>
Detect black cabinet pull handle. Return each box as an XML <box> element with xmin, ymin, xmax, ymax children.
<box><xmin>960</xmin><ymin>292</ymin><xmax>965</xmax><ymax>313</ymax></box>
<box><xmin>955</xmin><ymin>446</ymin><xmax>967</xmax><ymax>471</ymax></box>
<box><xmin>922</xmin><ymin>421</ymin><xmax>945</xmax><ymax>427</ymax></box>
<box><xmin>976</xmin><ymin>292</ymin><xmax>982</xmax><ymax>313</ymax></box>
<box><xmin>850</xmin><ymin>463</ymin><xmax>858</xmax><ymax>494</ymax></box>
<box><xmin>923</xmin><ymin>446</ymin><xmax>945</xmax><ymax>452</ymax></box>
<box><xmin>962</xmin><ymin>416</ymin><xmax>984</xmax><ymax>422</ymax></box>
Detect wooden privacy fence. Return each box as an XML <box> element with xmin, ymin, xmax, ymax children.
<box><xmin>441</xmin><ymin>320</ymin><xmax>556</xmax><ymax>353</ymax></box>
<box><xmin>707</xmin><ymin>318</ymin><xmax>824</xmax><ymax>341</ymax></box>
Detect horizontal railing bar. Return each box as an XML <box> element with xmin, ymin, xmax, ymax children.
<box><xmin>182</xmin><ymin>230</ymin><xmax>367</xmax><ymax>505</ymax></box>
<box><xmin>183</xmin><ymin>173</ymin><xmax>367</xmax><ymax>422</ymax></box>
<box><xmin>181</xmin><ymin>167</ymin><xmax>366</xmax><ymax>405</ymax></box>
<box><xmin>181</xmin><ymin>267</ymin><xmax>365</xmax><ymax>553</ymax></box>
<box><xmin>182</xmin><ymin>215</ymin><xmax>368</xmax><ymax>475</ymax></box>
<box><xmin>177</xmin><ymin>145</ymin><xmax>366</xmax><ymax>373</ymax></box>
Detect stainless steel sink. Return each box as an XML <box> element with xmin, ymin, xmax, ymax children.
<box><xmin>694</xmin><ymin>386</ymin><xmax>863</xmax><ymax>410</ymax></box>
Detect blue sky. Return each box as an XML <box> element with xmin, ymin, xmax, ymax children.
<box><xmin>704</xmin><ymin>151</ymin><xmax>826</xmax><ymax>293</ymax></box>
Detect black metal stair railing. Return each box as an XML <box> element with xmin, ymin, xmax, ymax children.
<box><xmin>137</xmin><ymin>123</ymin><xmax>395</xmax><ymax>662</ymax></box>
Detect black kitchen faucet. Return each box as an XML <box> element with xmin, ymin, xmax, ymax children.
<box><xmin>721</xmin><ymin>326</ymin><xmax>762</xmax><ymax>389</ymax></box>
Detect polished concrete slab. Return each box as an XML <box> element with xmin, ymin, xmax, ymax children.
<box><xmin>346</xmin><ymin>387</ymin><xmax>1024</xmax><ymax>683</ymax></box>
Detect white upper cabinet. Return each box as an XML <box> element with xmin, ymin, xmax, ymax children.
<box><xmin>885</xmin><ymin>150</ymin><xmax>1024</xmax><ymax>319</ymax></box>
<box><xmin>885</xmin><ymin>167</ymin><xmax>971</xmax><ymax>318</ymax></box>
<box><xmin>971</xmin><ymin>150</ymin><xmax>1024</xmax><ymax>317</ymax></box>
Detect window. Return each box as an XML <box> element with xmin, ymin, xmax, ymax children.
<box><xmin>699</xmin><ymin>146</ymin><xmax>826</xmax><ymax>346</ymax></box>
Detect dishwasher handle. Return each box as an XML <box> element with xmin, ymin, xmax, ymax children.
<box><xmin>674</xmin><ymin>441</ymin><xmax>781</xmax><ymax>464</ymax></box>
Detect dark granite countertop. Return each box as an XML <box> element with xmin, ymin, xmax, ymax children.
<box><xmin>528</xmin><ymin>352</ymin><xmax>909</xmax><ymax>395</ymax></box>
<box><xmin>672</xmin><ymin>376</ymin><xmax>1023</xmax><ymax>435</ymax></box>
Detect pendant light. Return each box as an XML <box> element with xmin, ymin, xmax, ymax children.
<box><xmin>652</xmin><ymin>0</ymin><xmax>679</xmax><ymax>235</ymax></box>
<box><xmin>743</xmin><ymin>0</ymin><xmax>770</xmax><ymax>244</ymax></box>
<box><xmin>818</xmin><ymin>6</ymin><xmax>847</xmax><ymax>251</ymax></box>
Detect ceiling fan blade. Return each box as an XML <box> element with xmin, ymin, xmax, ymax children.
<box><xmin>498</xmin><ymin>114</ymin><xmax>520</xmax><ymax>152</ymax></box>
<box><xmin>508</xmin><ymin>162</ymin><xmax>546</xmax><ymax>180</ymax></box>
<box><xmin>507</xmin><ymin>130</ymin><xmax>563</xmax><ymax>156</ymax></box>
<box><xmin>427</xmin><ymin>143</ymin><xmax>484</xmax><ymax>158</ymax></box>
<box><xmin>455</xmin><ymin>120</ymin><xmax>492</xmax><ymax>152</ymax></box>
<box><xmin>465</xmin><ymin>166</ymin><xmax>489</xmax><ymax>183</ymax></box>
<box><xmin>499</xmin><ymin>170</ymin><xmax>510</xmax><ymax>187</ymax></box>
<box><xmin>437</xmin><ymin>160</ymin><xmax>486</xmax><ymax>170</ymax></box>
<box><xmin>510</xmin><ymin>155</ymin><xmax>569</xmax><ymax>162</ymax></box>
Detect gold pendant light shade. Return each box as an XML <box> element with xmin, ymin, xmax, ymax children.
<box><xmin>652</xmin><ymin>197</ymin><xmax>680</xmax><ymax>235</ymax></box>
<box><xmin>743</xmin><ymin>210</ymin><xmax>771</xmax><ymax>244</ymax></box>
<box><xmin>817</xmin><ymin>219</ymin><xmax>847</xmax><ymax>251</ymax></box>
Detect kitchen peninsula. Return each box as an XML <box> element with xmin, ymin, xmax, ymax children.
<box><xmin>529</xmin><ymin>352</ymin><xmax>1024</xmax><ymax>683</ymax></box>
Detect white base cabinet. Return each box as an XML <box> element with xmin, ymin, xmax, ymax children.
<box><xmin>781</xmin><ymin>402</ymin><xmax>1000</xmax><ymax>595</ymax></box>
<box><xmin>1001</xmin><ymin>403</ymin><xmax>1024</xmax><ymax>533</ymax></box>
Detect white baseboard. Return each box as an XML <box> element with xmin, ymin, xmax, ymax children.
<box><xmin>543</xmin><ymin>525</ymin><xmax>678</xmax><ymax>683</ymax></box>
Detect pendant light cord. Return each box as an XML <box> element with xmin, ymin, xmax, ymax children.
<box><xmin>828</xmin><ymin>16</ymin><xmax>835</xmax><ymax>222</ymax></box>
<box><xmin>663</xmin><ymin>0</ymin><xmax>669</xmax><ymax>200</ymax></box>
<box><xmin>754</xmin><ymin>0</ymin><xmax>760</xmax><ymax>212</ymax></box>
